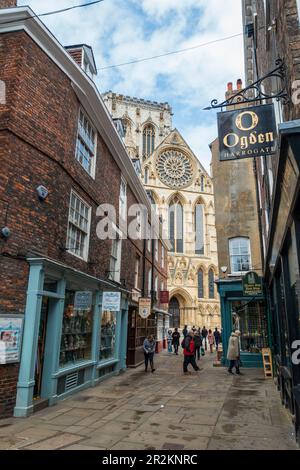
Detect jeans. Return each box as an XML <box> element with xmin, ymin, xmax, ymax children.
<box><xmin>183</xmin><ymin>355</ymin><xmax>199</xmax><ymax>372</ymax></box>
<box><xmin>167</xmin><ymin>341</ymin><xmax>172</xmax><ymax>353</ymax></box>
<box><xmin>228</xmin><ymin>359</ymin><xmax>240</xmax><ymax>373</ymax></box>
<box><xmin>195</xmin><ymin>346</ymin><xmax>201</xmax><ymax>360</ymax></box>
<box><xmin>144</xmin><ymin>352</ymin><xmax>154</xmax><ymax>371</ymax></box>
<box><xmin>173</xmin><ymin>343</ymin><xmax>179</xmax><ymax>354</ymax></box>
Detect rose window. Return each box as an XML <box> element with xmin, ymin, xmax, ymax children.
<box><xmin>156</xmin><ymin>150</ymin><xmax>193</xmax><ymax>188</ymax></box>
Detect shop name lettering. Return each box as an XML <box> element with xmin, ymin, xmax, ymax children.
<box><xmin>223</xmin><ymin>131</ymin><xmax>275</xmax><ymax>157</ymax></box>
<box><xmin>292</xmin><ymin>340</ymin><xmax>300</xmax><ymax>365</ymax></box>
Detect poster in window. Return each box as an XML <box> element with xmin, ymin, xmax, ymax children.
<box><xmin>0</xmin><ymin>315</ymin><xmax>24</xmax><ymax>364</ymax></box>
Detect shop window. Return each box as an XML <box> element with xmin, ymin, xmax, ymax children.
<box><xmin>99</xmin><ymin>311</ymin><xmax>117</xmax><ymax>361</ymax></box>
<box><xmin>67</xmin><ymin>191</ymin><xmax>91</xmax><ymax>261</ymax></box>
<box><xmin>76</xmin><ymin>108</ymin><xmax>97</xmax><ymax>177</ymax></box>
<box><xmin>229</xmin><ymin>237</ymin><xmax>252</xmax><ymax>274</ymax></box>
<box><xmin>59</xmin><ymin>289</ymin><xmax>93</xmax><ymax>368</ymax></box>
<box><xmin>231</xmin><ymin>300</ymin><xmax>268</xmax><ymax>353</ymax></box>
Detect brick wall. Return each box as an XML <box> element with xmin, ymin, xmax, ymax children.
<box><xmin>0</xmin><ymin>1</ymin><xmax>17</xmax><ymax>8</ymax></box>
<box><xmin>0</xmin><ymin>364</ymin><xmax>19</xmax><ymax>418</ymax></box>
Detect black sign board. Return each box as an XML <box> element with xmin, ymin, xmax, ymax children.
<box><xmin>243</xmin><ymin>271</ymin><xmax>263</xmax><ymax>297</ymax></box>
<box><xmin>218</xmin><ymin>104</ymin><xmax>277</xmax><ymax>161</ymax></box>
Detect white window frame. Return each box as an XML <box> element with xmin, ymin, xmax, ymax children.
<box><xmin>161</xmin><ymin>245</ymin><xmax>165</xmax><ymax>268</ymax></box>
<box><xmin>147</xmin><ymin>222</ymin><xmax>151</xmax><ymax>252</ymax></box>
<box><xmin>155</xmin><ymin>275</ymin><xmax>158</xmax><ymax>295</ymax></box>
<box><xmin>297</xmin><ymin>0</ymin><xmax>300</xmax><ymax>20</ymax></box>
<box><xmin>109</xmin><ymin>236</ymin><xmax>122</xmax><ymax>283</ymax></box>
<box><xmin>229</xmin><ymin>237</ymin><xmax>252</xmax><ymax>275</ymax></box>
<box><xmin>148</xmin><ymin>268</ymin><xmax>152</xmax><ymax>297</ymax></box>
<box><xmin>134</xmin><ymin>255</ymin><xmax>140</xmax><ymax>290</ymax></box>
<box><xmin>75</xmin><ymin>108</ymin><xmax>97</xmax><ymax>178</ymax></box>
<box><xmin>66</xmin><ymin>190</ymin><xmax>91</xmax><ymax>262</ymax></box>
<box><xmin>119</xmin><ymin>176</ymin><xmax>127</xmax><ymax>222</ymax></box>
<box><xmin>155</xmin><ymin>239</ymin><xmax>158</xmax><ymax>262</ymax></box>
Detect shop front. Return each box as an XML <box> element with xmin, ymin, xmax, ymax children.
<box><xmin>154</xmin><ymin>308</ymin><xmax>169</xmax><ymax>353</ymax></box>
<box><xmin>265</xmin><ymin>121</ymin><xmax>300</xmax><ymax>444</ymax></box>
<box><xmin>14</xmin><ymin>257</ymin><xmax>129</xmax><ymax>418</ymax></box>
<box><xmin>216</xmin><ymin>278</ymin><xmax>270</xmax><ymax>368</ymax></box>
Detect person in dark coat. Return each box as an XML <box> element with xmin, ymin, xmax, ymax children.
<box><xmin>182</xmin><ymin>325</ymin><xmax>188</xmax><ymax>338</ymax></box>
<box><xmin>182</xmin><ymin>331</ymin><xmax>200</xmax><ymax>374</ymax></box>
<box><xmin>143</xmin><ymin>335</ymin><xmax>156</xmax><ymax>373</ymax></box>
<box><xmin>201</xmin><ymin>326</ymin><xmax>208</xmax><ymax>351</ymax></box>
<box><xmin>213</xmin><ymin>327</ymin><xmax>221</xmax><ymax>351</ymax></box>
<box><xmin>172</xmin><ymin>327</ymin><xmax>180</xmax><ymax>355</ymax></box>
<box><xmin>194</xmin><ymin>330</ymin><xmax>202</xmax><ymax>361</ymax></box>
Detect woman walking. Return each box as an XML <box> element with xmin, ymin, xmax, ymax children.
<box><xmin>172</xmin><ymin>328</ymin><xmax>180</xmax><ymax>355</ymax></box>
<box><xmin>208</xmin><ymin>329</ymin><xmax>214</xmax><ymax>353</ymax></box>
<box><xmin>167</xmin><ymin>330</ymin><xmax>173</xmax><ymax>353</ymax></box>
<box><xmin>143</xmin><ymin>335</ymin><xmax>156</xmax><ymax>373</ymax></box>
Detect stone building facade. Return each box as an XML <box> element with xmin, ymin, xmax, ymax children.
<box><xmin>0</xmin><ymin>6</ymin><xmax>168</xmax><ymax>417</ymax></box>
<box><xmin>103</xmin><ymin>93</ymin><xmax>220</xmax><ymax>329</ymax></box>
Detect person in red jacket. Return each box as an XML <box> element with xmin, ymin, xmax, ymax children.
<box><xmin>182</xmin><ymin>331</ymin><xmax>200</xmax><ymax>374</ymax></box>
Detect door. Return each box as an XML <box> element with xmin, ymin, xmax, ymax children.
<box><xmin>33</xmin><ymin>296</ymin><xmax>49</xmax><ymax>400</ymax></box>
<box><xmin>169</xmin><ymin>297</ymin><xmax>180</xmax><ymax>328</ymax></box>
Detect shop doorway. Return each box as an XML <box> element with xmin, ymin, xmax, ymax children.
<box><xmin>169</xmin><ymin>297</ymin><xmax>180</xmax><ymax>328</ymax></box>
<box><xmin>33</xmin><ymin>296</ymin><xmax>49</xmax><ymax>405</ymax></box>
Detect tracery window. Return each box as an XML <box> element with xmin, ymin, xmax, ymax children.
<box><xmin>209</xmin><ymin>269</ymin><xmax>215</xmax><ymax>299</ymax></box>
<box><xmin>195</xmin><ymin>203</ymin><xmax>204</xmax><ymax>255</ymax></box>
<box><xmin>156</xmin><ymin>150</ymin><xmax>193</xmax><ymax>189</ymax></box>
<box><xmin>169</xmin><ymin>197</ymin><xmax>184</xmax><ymax>253</ymax></box>
<box><xmin>143</xmin><ymin>124</ymin><xmax>155</xmax><ymax>159</ymax></box>
<box><xmin>198</xmin><ymin>269</ymin><xmax>204</xmax><ymax>299</ymax></box>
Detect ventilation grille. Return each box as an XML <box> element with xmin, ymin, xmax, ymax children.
<box><xmin>57</xmin><ymin>369</ymin><xmax>85</xmax><ymax>396</ymax></box>
<box><xmin>99</xmin><ymin>365</ymin><xmax>115</xmax><ymax>378</ymax></box>
<box><xmin>65</xmin><ymin>371</ymin><xmax>79</xmax><ymax>391</ymax></box>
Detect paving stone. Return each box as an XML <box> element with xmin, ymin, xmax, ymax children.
<box><xmin>23</xmin><ymin>433</ymin><xmax>84</xmax><ymax>450</ymax></box>
<box><xmin>62</xmin><ymin>444</ymin><xmax>106</xmax><ymax>450</ymax></box>
<box><xmin>121</xmin><ymin>430</ymin><xmax>209</xmax><ymax>450</ymax></box>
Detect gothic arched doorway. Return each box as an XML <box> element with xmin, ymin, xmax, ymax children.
<box><xmin>169</xmin><ymin>297</ymin><xmax>180</xmax><ymax>328</ymax></box>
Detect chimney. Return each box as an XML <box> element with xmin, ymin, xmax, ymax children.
<box><xmin>0</xmin><ymin>1</ymin><xmax>17</xmax><ymax>8</ymax></box>
<box><xmin>237</xmin><ymin>79</ymin><xmax>243</xmax><ymax>90</ymax></box>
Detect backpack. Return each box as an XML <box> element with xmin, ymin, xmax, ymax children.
<box><xmin>181</xmin><ymin>336</ymin><xmax>191</xmax><ymax>352</ymax></box>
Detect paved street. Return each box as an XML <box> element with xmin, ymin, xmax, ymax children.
<box><xmin>0</xmin><ymin>351</ymin><xmax>298</xmax><ymax>450</ymax></box>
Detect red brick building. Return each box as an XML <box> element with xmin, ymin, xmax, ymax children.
<box><xmin>0</xmin><ymin>4</ymin><xmax>168</xmax><ymax>418</ymax></box>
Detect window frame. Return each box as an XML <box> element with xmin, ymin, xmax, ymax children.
<box><xmin>169</xmin><ymin>199</ymin><xmax>184</xmax><ymax>254</ymax></box>
<box><xmin>66</xmin><ymin>190</ymin><xmax>91</xmax><ymax>262</ymax></box>
<box><xmin>229</xmin><ymin>237</ymin><xmax>252</xmax><ymax>275</ymax></box>
<box><xmin>142</xmin><ymin>124</ymin><xmax>155</xmax><ymax>160</ymax></box>
<box><xmin>119</xmin><ymin>176</ymin><xmax>127</xmax><ymax>222</ymax></box>
<box><xmin>75</xmin><ymin>108</ymin><xmax>97</xmax><ymax>178</ymax></box>
<box><xmin>109</xmin><ymin>235</ymin><xmax>122</xmax><ymax>283</ymax></box>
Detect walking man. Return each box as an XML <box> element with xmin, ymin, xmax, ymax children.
<box><xmin>182</xmin><ymin>325</ymin><xmax>188</xmax><ymax>339</ymax></box>
<box><xmin>194</xmin><ymin>329</ymin><xmax>202</xmax><ymax>361</ymax></box>
<box><xmin>143</xmin><ymin>335</ymin><xmax>156</xmax><ymax>373</ymax></box>
<box><xmin>172</xmin><ymin>327</ymin><xmax>180</xmax><ymax>355</ymax></box>
<box><xmin>214</xmin><ymin>327</ymin><xmax>221</xmax><ymax>351</ymax></box>
<box><xmin>227</xmin><ymin>330</ymin><xmax>242</xmax><ymax>375</ymax></box>
<box><xmin>201</xmin><ymin>326</ymin><xmax>208</xmax><ymax>351</ymax></box>
<box><xmin>182</xmin><ymin>331</ymin><xmax>200</xmax><ymax>374</ymax></box>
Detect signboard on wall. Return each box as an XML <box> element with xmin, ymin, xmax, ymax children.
<box><xmin>74</xmin><ymin>291</ymin><xmax>93</xmax><ymax>310</ymax></box>
<box><xmin>218</xmin><ymin>104</ymin><xmax>277</xmax><ymax>161</ymax></box>
<box><xmin>102</xmin><ymin>292</ymin><xmax>121</xmax><ymax>312</ymax></box>
<box><xmin>243</xmin><ymin>271</ymin><xmax>263</xmax><ymax>297</ymax></box>
<box><xmin>0</xmin><ymin>314</ymin><xmax>24</xmax><ymax>364</ymax></box>
<box><xmin>138</xmin><ymin>298</ymin><xmax>151</xmax><ymax>319</ymax></box>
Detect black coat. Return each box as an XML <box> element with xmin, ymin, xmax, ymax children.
<box><xmin>172</xmin><ymin>331</ymin><xmax>180</xmax><ymax>344</ymax></box>
<box><xmin>194</xmin><ymin>335</ymin><xmax>202</xmax><ymax>348</ymax></box>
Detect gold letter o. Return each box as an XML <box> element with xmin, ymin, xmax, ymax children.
<box><xmin>235</xmin><ymin>111</ymin><xmax>259</xmax><ymax>131</ymax></box>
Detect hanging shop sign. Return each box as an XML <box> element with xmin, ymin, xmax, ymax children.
<box><xmin>74</xmin><ymin>291</ymin><xmax>93</xmax><ymax>310</ymax></box>
<box><xmin>0</xmin><ymin>314</ymin><xmax>24</xmax><ymax>364</ymax></box>
<box><xmin>138</xmin><ymin>298</ymin><xmax>151</xmax><ymax>319</ymax></box>
<box><xmin>243</xmin><ymin>271</ymin><xmax>263</xmax><ymax>297</ymax></box>
<box><xmin>160</xmin><ymin>291</ymin><xmax>169</xmax><ymax>304</ymax></box>
<box><xmin>102</xmin><ymin>292</ymin><xmax>121</xmax><ymax>312</ymax></box>
<box><xmin>218</xmin><ymin>104</ymin><xmax>277</xmax><ymax>161</ymax></box>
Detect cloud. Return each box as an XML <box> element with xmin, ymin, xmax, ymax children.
<box><xmin>17</xmin><ymin>0</ymin><xmax>245</xmax><ymax>171</ymax></box>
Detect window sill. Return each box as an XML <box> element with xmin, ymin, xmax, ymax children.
<box><xmin>96</xmin><ymin>358</ymin><xmax>119</xmax><ymax>370</ymax></box>
<box><xmin>66</xmin><ymin>250</ymin><xmax>88</xmax><ymax>263</ymax></box>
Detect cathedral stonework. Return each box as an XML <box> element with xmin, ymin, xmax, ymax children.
<box><xmin>103</xmin><ymin>92</ymin><xmax>220</xmax><ymax>329</ymax></box>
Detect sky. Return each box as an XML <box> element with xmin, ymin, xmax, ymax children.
<box><xmin>18</xmin><ymin>0</ymin><xmax>245</xmax><ymax>172</ymax></box>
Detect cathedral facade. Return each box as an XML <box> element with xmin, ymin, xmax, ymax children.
<box><xmin>103</xmin><ymin>92</ymin><xmax>220</xmax><ymax>329</ymax></box>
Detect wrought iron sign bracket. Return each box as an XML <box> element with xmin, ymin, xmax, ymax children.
<box><xmin>204</xmin><ymin>58</ymin><xmax>289</xmax><ymax>110</ymax></box>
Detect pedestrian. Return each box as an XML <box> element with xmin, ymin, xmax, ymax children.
<box><xmin>227</xmin><ymin>330</ymin><xmax>242</xmax><ymax>375</ymax></box>
<box><xmin>208</xmin><ymin>329</ymin><xmax>214</xmax><ymax>353</ymax></box>
<box><xmin>172</xmin><ymin>327</ymin><xmax>180</xmax><ymax>355</ymax></box>
<box><xmin>201</xmin><ymin>326</ymin><xmax>208</xmax><ymax>351</ymax></box>
<box><xmin>182</xmin><ymin>330</ymin><xmax>200</xmax><ymax>374</ymax></box>
<box><xmin>194</xmin><ymin>329</ymin><xmax>202</xmax><ymax>361</ymax></box>
<box><xmin>213</xmin><ymin>327</ymin><xmax>221</xmax><ymax>351</ymax></box>
<box><xmin>182</xmin><ymin>325</ymin><xmax>188</xmax><ymax>338</ymax></box>
<box><xmin>167</xmin><ymin>329</ymin><xmax>173</xmax><ymax>353</ymax></box>
<box><xmin>143</xmin><ymin>335</ymin><xmax>156</xmax><ymax>373</ymax></box>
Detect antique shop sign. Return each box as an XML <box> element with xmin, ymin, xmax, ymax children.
<box><xmin>0</xmin><ymin>314</ymin><xmax>24</xmax><ymax>364</ymax></box>
<box><xmin>74</xmin><ymin>291</ymin><xmax>93</xmax><ymax>310</ymax></box>
<box><xmin>243</xmin><ymin>271</ymin><xmax>263</xmax><ymax>297</ymax></box>
<box><xmin>218</xmin><ymin>104</ymin><xmax>277</xmax><ymax>161</ymax></box>
<box><xmin>138</xmin><ymin>298</ymin><xmax>151</xmax><ymax>319</ymax></box>
<box><xmin>102</xmin><ymin>292</ymin><xmax>121</xmax><ymax>312</ymax></box>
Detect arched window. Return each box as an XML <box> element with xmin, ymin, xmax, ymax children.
<box><xmin>143</xmin><ymin>124</ymin><xmax>155</xmax><ymax>159</ymax></box>
<box><xmin>198</xmin><ymin>269</ymin><xmax>204</xmax><ymax>298</ymax></box>
<box><xmin>144</xmin><ymin>167</ymin><xmax>149</xmax><ymax>184</ymax></box>
<box><xmin>229</xmin><ymin>237</ymin><xmax>251</xmax><ymax>274</ymax></box>
<box><xmin>122</xmin><ymin>119</ymin><xmax>131</xmax><ymax>137</ymax></box>
<box><xmin>209</xmin><ymin>269</ymin><xmax>215</xmax><ymax>299</ymax></box>
<box><xmin>169</xmin><ymin>197</ymin><xmax>183</xmax><ymax>253</ymax></box>
<box><xmin>195</xmin><ymin>203</ymin><xmax>204</xmax><ymax>255</ymax></box>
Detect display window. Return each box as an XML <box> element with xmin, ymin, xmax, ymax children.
<box><xmin>231</xmin><ymin>300</ymin><xmax>268</xmax><ymax>353</ymax></box>
<box><xmin>99</xmin><ymin>311</ymin><xmax>117</xmax><ymax>361</ymax></box>
<box><xmin>59</xmin><ymin>289</ymin><xmax>93</xmax><ymax>367</ymax></box>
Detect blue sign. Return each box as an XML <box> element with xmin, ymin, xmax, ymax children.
<box><xmin>102</xmin><ymin>292</ymin><xmax>121</xmax><ymax>312</ymax></box>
